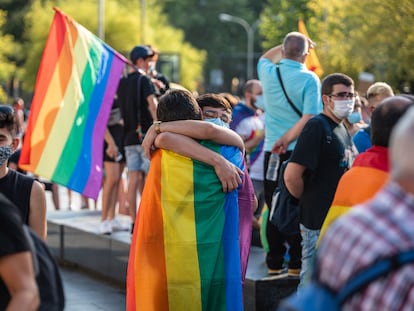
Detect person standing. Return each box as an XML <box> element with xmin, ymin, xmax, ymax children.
<box><xmin>314</xmin><ymin>105</ymin><xmax>414</xmax><ymax>311</ymax></box>
<box><xmin>0</xmin><ymin>105</ymin><xmax>47</xmax><ymax>240</ymax></box>
<box><xmin>0</xmin><ymin>194</ymin><xmax>39</xmax><ymax>311</ymax></box>
<box><xmin>319</xmin><ymin>95</ymin><xmax>414</xmax><ymax>241</ymax></box>
<box><xmin>284</xmin><ymin>73</ymin><xmax>358</xmax><ymax>287</ymax></box>
<box><xmin>230</xmin><ymin>80</ymin><xmax>266</xmax><ymax>234</ymax></box>
<box><xmin>127</xmin><ymin>90</ymin><xmax>247</xmax><ymax>310</ymax></box>
<box><xmin>117</xmin><ymin>45</ymin><xmax>158</xmax><ymax>232</ymax></box>
<box><xmin>257</xmin><ymin>32</ymin><xmax>322</xmax><ymax>276</ymax></box>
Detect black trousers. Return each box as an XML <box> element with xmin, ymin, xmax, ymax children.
<box><xmin>264</xmin><ymin>151</ymin><xmax>302</xmax><ymax>270</ymax></box>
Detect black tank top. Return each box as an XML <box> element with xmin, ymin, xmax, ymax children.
<box><xmin>0</xmin><ymin>169</ymin><xmax>33</xmax><ymax>224</ymax></box>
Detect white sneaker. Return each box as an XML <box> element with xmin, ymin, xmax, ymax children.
<box><xmin>99</xmin><ymin>220</ymin><xmax>112</xmax><ymax>235</ymax></box>
<box><xmin>110</xmin><ymin>218</ymin><xmax>129</xmax><ymax>232</ymax></box>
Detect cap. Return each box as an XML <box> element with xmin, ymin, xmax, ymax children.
<box><xmin>130</xmin><ymin>45</ymin><xmax>155</xmax><ymax>63</ymax></box>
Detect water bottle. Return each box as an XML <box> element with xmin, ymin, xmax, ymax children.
<box><xmin>266</xmin><ymin>153</ymin><xmax>280</xmax><ymax>181</ymax></box>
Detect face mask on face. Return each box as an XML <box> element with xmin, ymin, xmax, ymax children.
<box><xmin>204</xmin><ymin>118</ymin><xmax>230</xmax><ymax>128</ymax></box>
<box><xmin>0</xmin><ymin>145</ymin><xmax>13</xmax><ymax>166</ymax></box>
<box><xmin>254</xmin><ymin>95</ymin><xmax>265</xmax><ymax>111</ymax></box>
<box><xmin>330</xmin><ymin>99</ymin><xmax>354</xmax><ymax>119</ymax></box>
<box><xmin>347</xmin><ymin>111</ymin><xmax>362</xmax><ymax>124</ymax></box>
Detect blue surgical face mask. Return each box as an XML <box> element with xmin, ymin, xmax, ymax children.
<box><xmin>204</xmin><ymin>118</ymin><xmax>229</xmax><ymax>128</ymax></box>
<box><xmin>347</xmin><ymin>111</ymin><xmax>362</xmax><ymax>124</ymax></box>
<box><xmin>254</xmin><ymin>95</ymin><xmax>265</xmax><ymax>111</ymax></box>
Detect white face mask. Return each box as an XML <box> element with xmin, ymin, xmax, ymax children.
<box><xmin>330</xmin><ymin>99</ymin><xmax>354</xmax><ymax>119</ymax></box>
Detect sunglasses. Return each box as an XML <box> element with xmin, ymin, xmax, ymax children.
<box><xmin>0</xmin><ymin>105</ymin><xmax>14</xmax><ymax>122</ymax></box>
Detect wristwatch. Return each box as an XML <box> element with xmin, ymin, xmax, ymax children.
<box><xmin>153</xmin><ymin>121</ymin><xmax>162</xmax><ymax>134</ymax></box>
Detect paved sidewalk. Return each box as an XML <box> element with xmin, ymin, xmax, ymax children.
<box><xmin>61</xmin><ymin>265</ymin><xmax>125</xmax><ymax>311</ymax></box>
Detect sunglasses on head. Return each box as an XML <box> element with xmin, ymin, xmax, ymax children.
<box><xmin>0</xmin><ymin>105</ymin><xmax>15</xmax><ymax>122</ymax></box>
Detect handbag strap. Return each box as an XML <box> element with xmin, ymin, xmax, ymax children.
<box><xmin>276</xmin><ymin>65</ymin><xmax>302</xmax><ymax>118</ymax></box>
<box><xmin>337</xmin><ymin>249</ymin><xmax>414</xmax><ymax>305</ymax></box>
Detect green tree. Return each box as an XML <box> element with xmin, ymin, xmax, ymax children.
<box><xmin>22</xmin><ymin>0</ymin><xmax>205</xmax><ymax>93</ymax></box>
<box><xmin>0</xmin><ymin>10</ymin><xmax>17</xmax><ymax>102</ymax></box>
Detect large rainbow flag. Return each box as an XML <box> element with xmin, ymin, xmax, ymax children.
<box><xmin>298</xmin><ymin>19</ymin><xmax>323</xmax><ymax>77</ymax></box>
<box><xmin>19</xmin><ymin>8</ymin><xmax>127</xmax><ymax>199</ymax></box>
<box><xmin>318</xmin><ymin>146</ymin><xmax>389</xmax><ymax>242</ymax></box>
<box><xmin>127</xmin><ymin>142</ymin><xmax>245</xmax><ymax>311</ymax></box>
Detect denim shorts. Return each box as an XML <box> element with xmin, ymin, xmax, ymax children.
<box><xmin>124</xmin><ymin>145</ymin><xmax>150</xmax><ymax>173</ymax></box>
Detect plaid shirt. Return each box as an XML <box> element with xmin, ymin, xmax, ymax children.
<box><xmin>317</xmin><ymin>181</ymin><xmax>414</xmax><ymax>311</ymax></box>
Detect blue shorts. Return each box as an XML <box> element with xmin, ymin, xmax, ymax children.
<box><xmin>124</xmin><ymin>145</ymin><xmax>150</xmax><ymax>173</ymax></box>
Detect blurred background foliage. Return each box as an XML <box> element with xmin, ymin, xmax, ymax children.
<box><xmin>0</xmin><ymin>0</ymin><xmax>413</xmax><ymax>105</ymax></box>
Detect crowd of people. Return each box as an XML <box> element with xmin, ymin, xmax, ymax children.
<box><xmin>1</xmin><ymin>31</ymin><xmax>414</xmax><ymax>310</ymax></box>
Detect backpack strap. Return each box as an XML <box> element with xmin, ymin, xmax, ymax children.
<box><xmin>276</xmin><ymin>65</ymin><xmax>303</xmax><ymax>118</ymax></box>
<box><xmin>313</xmin><ymin>114</ymin><xmax>332</xmax><ymax>144</ymax></box>
<box><xmin>337</xmin><ymin>249</ymin><xmax>414</xmax><ymax>305</ymax></box>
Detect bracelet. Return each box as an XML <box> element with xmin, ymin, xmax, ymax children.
<box><xmin>153</xmin><ymin>121</ymin><xmax>162</xmax><ymax>134</ymax></box>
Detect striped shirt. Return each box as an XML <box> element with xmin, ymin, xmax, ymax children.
<box><xmin>317</xmin><ymin>181</ymin><xmax>414</xmax><ymax>310</ymax></box>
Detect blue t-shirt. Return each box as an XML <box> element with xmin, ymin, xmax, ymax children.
<box><xmin>353</xmin><ymin>127</ymin><xmax>371</xmax><ymax>153</ymax></box>
<box><xmin>257</xmin><ymin>58</ymin><xmax>322</xmax><ymax>152</ymax></box>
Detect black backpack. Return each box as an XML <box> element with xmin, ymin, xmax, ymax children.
<box><xmin>23</xmin><ymin>226</ymin><xmax>65</xmax><ymax>311</ymax></box>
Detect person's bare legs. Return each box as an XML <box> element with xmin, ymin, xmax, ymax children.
<box><xmin>117</xmin><ymin>168</ymin><xmax>129</xmax><ymax>215</ymax></box>
<box><xmin>127</xmin><ymin>170</ymin><xmax>146</xmax><ymax>226</ymax></box>
<box><xmin>51</xmin><ymin>184</ymin><xmax>60</xmax><ymax>210</ymax></box>
<box><xmin>101</xmin><ymin>161</ymin><xmax>121</xmax><ymax>222</ymax></box>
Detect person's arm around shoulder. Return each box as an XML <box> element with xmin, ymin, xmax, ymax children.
<box><xmin>29</xmin><ymin>180</ymin><xmax>47</xmax><ymax>240</ymax></box>
<box><xmin>284</xmin><ymin>161</ymin><xmax>306</xmax><ymax>199</ymax></box>
<box><xmin>155</xmin><ymin>132</ymin><xmax>243</xmax><ymax>192</ymax></box>
<box><xmin>142</xmin><ymin>121</ymin><xmax>245</xmax><ymax>157</ymax></box>
<box><xmin>0</xmin><ymin>251</ymin><xmax>40</xmax><ymax>310</ymax></box>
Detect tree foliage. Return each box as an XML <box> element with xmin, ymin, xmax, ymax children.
<box><xmin>260</xmin><ymin>0</ymin><xmax>414</xmax><ymax>93</ymax></box>
<box><xmin>0</xmin><ymin>10</ymin><xmax>17</xmax><ymax>102</ymax></box>
<box><xmin>21</xmin><ymin>0</ymin><xmax>205</xmax><ymax>93</ymax></box>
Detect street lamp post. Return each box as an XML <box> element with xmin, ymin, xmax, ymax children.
<box><xmin>219</xmin><ymin>13</ymin><xmax>259</xmax><ymax>80</ymax></box>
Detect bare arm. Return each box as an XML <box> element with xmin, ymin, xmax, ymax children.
<box><xmin>142</xmin><ymin>121</ymin><xmax>245</xmax><ymax>158</ymax></box>
<box><xmin>104</xmin><ymin>128</ymin><xmax>118</xmax><ymax>160</ymax></box>
<box><xmin>146</xmin><ymin>94</ymin><xmax>158</xmax><ymax>121</ymax></box>
<box><xmin>271</xmin><ymin>114</ymin><xmax>314</xmax><ymax>154</ymax></box>
<box><xmin>284</xmin><ymin>162</ymin><xmax>306</xmax><ymax>199</ymax></box>
<box><xmin>29</xmin><ymin>181</ymin><xmax>47</xmax><ymax>240</ymax></box>
<box><xmin>261</xmin><ymin>44</ymin><xmax>283</xmax><ymax>63</ymax></box>
<box><xmin>155</xmin><ymin>132</ymin><xmax>243</xmax><ymax>192</ymax></box>
<box><xmin>0</xmin><ymin>252</ymin><xmax>40</xmax><ymax>311</ymax></box>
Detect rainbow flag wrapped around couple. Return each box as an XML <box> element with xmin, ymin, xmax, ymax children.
<box><xmin>127</xmin><ymin>142</ymin><xmax>251</xmax><ymax>311</ymax></box>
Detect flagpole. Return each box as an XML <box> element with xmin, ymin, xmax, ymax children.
<box><xmin>98</xmin><ymin>0</ymin><xmax>104</xmax><ymax>39</ymax></box>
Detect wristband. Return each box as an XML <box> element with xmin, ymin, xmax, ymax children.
<box><xmin>153</xmin><ymin>121</ymin><xmax>162</xmax><ymax>134</ymax></box>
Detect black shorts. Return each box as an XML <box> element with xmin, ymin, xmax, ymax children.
<box><xmin>103</xmin><ymin>124</ymin><xmax>125</xmax><ymax>163</ymax></box>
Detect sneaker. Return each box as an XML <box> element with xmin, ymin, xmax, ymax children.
<box><xmin>287</xmin><ymin>268</ymin><xmax>301</xmax><ymax>277</ymax></box>
<box><xmin>99</xmin><ymin>220</ymin><xmax>112</xmax><ymax>235</ymax></box>
<box><xmin>110</xmin><ymin>218</ymin><xmax>129</xmax><ymax>232</ymax></box>
<box><xmin>268</xmin><ymin>267</ymin><xmax>287</xmax><ymax>275</ymax></box>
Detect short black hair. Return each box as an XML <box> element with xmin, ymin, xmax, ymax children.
<box><xmin>157</xmin><ymin>89</ymin><xmax>202</xmax><ymax>122</ymax></box>
<box><xmin>0</xmin><ymin>104</ymin><xmax>17</xmax><ymax>137</ymax></box>
<box><xmin>371</xmin><ymin>95</ymin><xmax>414</xmax><ymax>147</ymax></box>
<box><xmin>321</xmin><ymin>73</ymin><xmax>354</xmax><ymax>95</ymax></box>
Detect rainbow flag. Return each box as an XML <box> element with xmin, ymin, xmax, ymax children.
<box><xmin>19</xmin><ymin>8</ymin><xmax>127</xmax><ymax>199</ymax></box>
<box><xmin>298</xmin><ymin>19</ymin><xmax>323</xmax><ymax>77</ymax></box>
<box><xmin>127</xmin><ymin>142</ymin><xmax>244</xmax><ymax>311</ymax></box>
<box><xmin>318</xmin><ymin>146</ymin><xmax>389</xmax><ymax>242</ymax></box>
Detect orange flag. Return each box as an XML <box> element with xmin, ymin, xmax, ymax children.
<box><xmin>298</xmin><ymin>19</ymin><xmax>323</xmax><ymax>77</ymax></box>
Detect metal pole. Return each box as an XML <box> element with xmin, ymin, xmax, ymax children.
<box><xmin>98</xmin><ymin>0</ymin><xmax>104</xmax><ymax>40</ymax></box>
<box><xmin>219</xmin><ymin>13</ymin><xmax>257</xmax><ymax>80</ymax></box>
<box><xmin>140</xmin><ymin>0</ymin><xmax>146</xmax><ymax>43</ymax></box>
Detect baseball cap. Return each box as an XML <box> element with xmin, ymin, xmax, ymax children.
<box><xmin>130</xmin><ymin>45</ymin><xmax>155</xmax><ymax>63</ymax></box>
